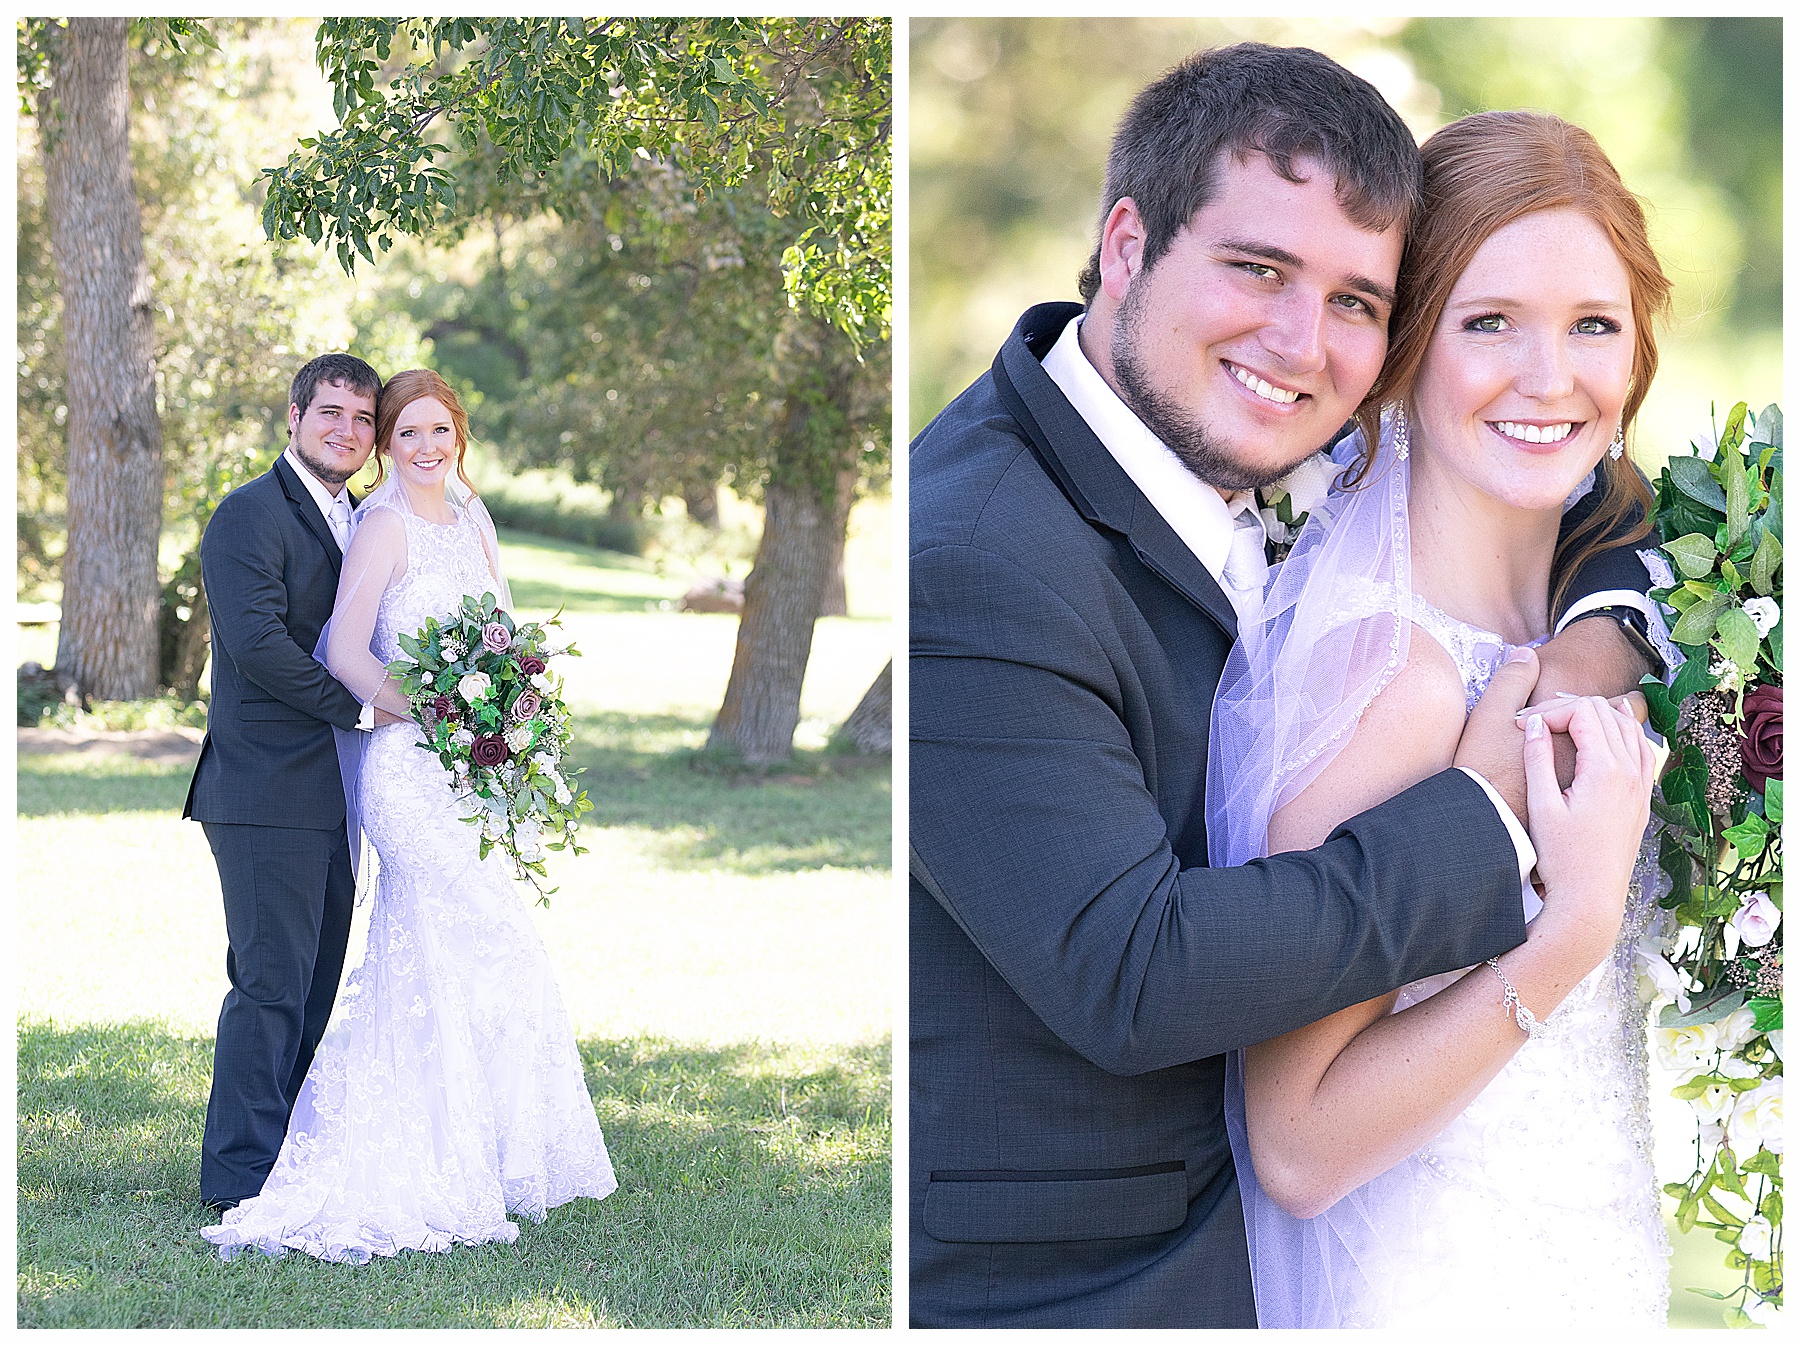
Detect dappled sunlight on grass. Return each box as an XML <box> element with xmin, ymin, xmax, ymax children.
<box><xmin>18</xmin><ymin>1020</ymin><xmax>889</xmax><ymax>1328</ymax></box>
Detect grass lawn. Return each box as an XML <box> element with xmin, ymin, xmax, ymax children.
<box><xmin>17</xmin><ymin>527</ymin><xmax>894</xmax><ymax>1328</ymax></box>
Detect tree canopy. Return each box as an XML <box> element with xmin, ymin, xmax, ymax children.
<box><xmin>259</xmin><ymin>18</ymin><xmax>890</xmax><ymax>345</ymax></box>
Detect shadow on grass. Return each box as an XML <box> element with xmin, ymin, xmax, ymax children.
<box><xmin>558</xmin><ymin>710</ymin><xmax>890</xmax><ymax>875</ymax></box>
<box><xmin>18</xmin><ymin>757</ymin><xmax>195</xmax><ymax>818</ymax></box>
<box><xmin>18</xmin><ymin>1019</ymin><xmax>890</xmax><ymax>1329</ymax></box>
<box><xmin>19</xmin><ymin>712</ymin><xmax>889</xmax><ymax>877</ymax></box>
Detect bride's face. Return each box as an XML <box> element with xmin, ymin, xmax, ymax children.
<box><xmin>388</xmin><ymin>395</ymin><xmax>459</xmax><ymax>491</ymax></box>
<box><xmin>1409</xmin><ymin>207</ymin><xmax>1635</xmax><ymax>513</ymax></box>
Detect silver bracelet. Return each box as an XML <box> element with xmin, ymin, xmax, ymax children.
<box><xmin>1486</xmin><ymin>958</ymin><xmax>1545</xmax><ymax>1039</ymax></box>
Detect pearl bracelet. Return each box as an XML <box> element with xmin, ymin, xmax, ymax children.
<box><xmin>1486</xmin><ymin>958</ymin><xmax>1545</xmax><ymax>1039</ymax></box>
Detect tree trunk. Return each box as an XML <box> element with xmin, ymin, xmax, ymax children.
<box><xmin>681</xmin><ymin>481</ymin><xmax>720</xmax><ymax>528</ymax></box>
<box><xmin>42</xmin><ymin>18</ymin><xmax>164</xmax><ymax>701</ymax></box>
<box><xmin>831</xmin><ymin>659</ymin><xmax>891</xmax><ymax>754</ymax></box>
<box><xmin>819</xmin><ymin>522</ymin><xmax>850</xmax><ymax>617</ymax></box>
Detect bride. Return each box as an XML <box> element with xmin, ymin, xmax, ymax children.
<box><xmin>202</xmin><ymin>370</ymin><xmax>617</xmax><ymax>1262</ymax></box>
<box><xmin>1209</xmin><ymin>112</ymin><xmax>1675</xmax><ymax>1325</ymax></box>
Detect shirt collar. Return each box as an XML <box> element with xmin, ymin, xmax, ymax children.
<box><xmin>1039</xmin><ymin>314</ymin><xmax>1256</xmax><ymax>581</ymax></box>
<box><xmin>282</xmin><ymin>446</ymin><xmax>348</xmax><ymax>520</ymax></box>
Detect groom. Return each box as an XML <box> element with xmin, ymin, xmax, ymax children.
<box><xmin>184</xmin><ymin>353</ymin><xmax>389</xmax><ymax>1212</ymax></box>
<box><xmin>909</xmin><ymin>45</ymin><xmax>1659</xmax><ymax>1327</ymax></box>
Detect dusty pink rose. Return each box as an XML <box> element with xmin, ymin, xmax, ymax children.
<box><xmin>509</xmin><ymin>690</ymin><xmax>542</xmax><ymax>723</ymax></box>
<box><xmin>1740</xmin><ymin>684</ymin><xmax>1782</xmax><ymax>793</ymax></box>
<box><xmin>471</xmin><ymin>734</ymin><xmax>510</xmax><ymax>767</ymax></box>
<box><xmin>481</xmin><ymin>621</ymin><xmax>512</xmax><ymax>654</ymax></box>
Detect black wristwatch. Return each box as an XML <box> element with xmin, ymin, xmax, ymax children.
<box><xmin>1563</xmin><ymin>603</ymin><xmax>1665</xmax><ymax>678</ymax></box>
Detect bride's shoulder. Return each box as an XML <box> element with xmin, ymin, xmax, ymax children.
<box><xmin>1361</xmin><ymin>627</ymin><xmax>1467</xmax><ymax>745</ymax></box>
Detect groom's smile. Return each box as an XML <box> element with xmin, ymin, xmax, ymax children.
<box><xmin>1083</xmin><ymin>151</ymin><xmax>1402</xmax><ymax>493</ymax></box>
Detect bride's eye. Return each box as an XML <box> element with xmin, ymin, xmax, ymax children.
<box><xmin>1464</xmin><ymin>313</ymin><xmax>1507</xmax><ymax>334</ymax></box>
<box><xmin>1573</xmin><ymin>315</ymin><xmax>1622</xmax><ymax>336</ymax></box>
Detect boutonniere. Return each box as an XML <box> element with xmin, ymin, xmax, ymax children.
<box><xmin>1257</xmin><ymin>450</ymin><xmax>1338</xmax><ymax>563</ymax></box>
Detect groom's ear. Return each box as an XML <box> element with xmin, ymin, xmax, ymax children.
<box><xmin>1097</xmin><ymin>197</ymin><xmax>1149</xmax><ymax>304</ymax></box>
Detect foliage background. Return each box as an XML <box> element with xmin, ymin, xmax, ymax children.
<box><xmin>909</xmin><ymin>16</ymin><xmax>1781</xmax><ymax>478</ymax></box>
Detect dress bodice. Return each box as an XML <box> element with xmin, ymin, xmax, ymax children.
<box><xmin>1368</xmin><ymin>598</ymin><xmax>1669</xmax><ymax>1325</ymax></box>
<box><xmin>371</xmin><ymin>503</ymin><xmax>501</xmax><ymax>665</ymax></box>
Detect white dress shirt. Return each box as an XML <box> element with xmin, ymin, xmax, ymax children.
<box><xmin>282</xmin><ymin>447</ymin><xmax>375</xmax><ymax>731</ymax></box>
<box><xmin>1039</xmin><ymin>314</ymin><xmax>1538</xmax><ymax>912</ymax></box>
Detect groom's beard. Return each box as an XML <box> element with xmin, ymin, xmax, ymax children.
<box><xmin>291</xmin><ymin>440</ymin><xmax>362</xmax><ymax>486</ymax></box>
<box><xmin>1111</xmin><ymin>285</ymin><xmax>1297</xmax><ymax>494</ymax></box>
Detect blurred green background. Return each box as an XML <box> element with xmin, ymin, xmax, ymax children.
<box><xmin>909</xmin><ymin>16</ymin><xmax>1781</xmax><ymax>476</ymax></box>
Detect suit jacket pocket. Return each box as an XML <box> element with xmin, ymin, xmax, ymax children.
<box><xmin>922</xmin><ymin>1161</ymin><xmax>1187</xmax><ymax>1243</ymax></box>
<box><xmin>237</xmin><ymin>697</ymin><xmax>315</xmax><ymax>723</ymax></box>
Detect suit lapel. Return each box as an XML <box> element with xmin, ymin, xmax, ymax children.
<box><xmin>994</xmin><ymin>304</ymin><xmax>1241</xmax><ymax>641</ymax></box>
<box><xmin>273</xmin><ymin>455</ymin><xmax>344</xmax><ymax>573</ymax></box>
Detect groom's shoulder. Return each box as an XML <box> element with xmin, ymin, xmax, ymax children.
<box><xmin>204</xmin><ymin>464</ymin><xmax>288</xmax><ymax>543</ymax></box>
<box><xmin>911</xmin><ymin>369</ymin><xmax>1082</xmax><ymax>565</ymax></box>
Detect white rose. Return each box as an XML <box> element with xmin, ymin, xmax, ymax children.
<box><xmin>1260</xmin><ymin>507</ymin><xmax>1290</xmax><ymax>547</ymax></box>
<box><xmin>1690</xmin><ymin>1078</ymin><xmax>1739</xmax><ymax>1126</ymax></box>
<box><xmin>1717</xmin><ymin>1006</ymin><xmax>1762</xmax><ymax>1053</ymax></box>
<box><xmin>1744</xmin><ymin>1293</ymin><xmax>1780</xmax><ymax>1327</ymax></box>
<box><xmin>530</xmin><ymin>671</ymin><xmax>554</xmax><ymax>693</ymax></box>
<box><xmin>505</xmin><ymin>723</ymin><xmax>534</xmax><ymax>753</ymax></box>
<box><xmin>1739</xmin><ymin>1215</ymin><xmax>1775</xmax><ymax>1262</ymax></box>
<box><xmin>1743</xmin><ymin>596</ymin><xmax>1780</xmax><ymax>638</ymax></box>
<box><xmin>1635</xmin><ymin>938</ymin><xmax>1689</xmax><ymax>1012</ymax></box>
<box><xmin>553</xmin><ymin>778</ymin><xmax>572</xmax><ymax>806</ymax></box>
<box><xmin>1269</xmin><ymin>450</ymin><xmax>1336</xmax><ymax>518</ymax></box>
<box><xmin>458</xmin><ymin>671</ymin><xmax>492</xmax><ymax>703</ymax></box>
<box><xmin>1656</xmin><ymin>1021</ymin><xmax>1720</xmax><ymax>1074</ymax></box>
<box><xmin>1730</xmin><ymin>891</ymin><xmax>1781</xmax><ymax>949</ymax></box>
<box><xmin>452</xmin><ymin>727</ymin><xmax>475</xmax><ymax>748</ymax></box>
<box><xmin>1731</xmin><ymin>1077</ymin><xmax>1783</xmax><ymax>1155</ymax></box>
<box><xmin>422</xmin><ymin>672</ymin><xmax>434</xmax><ymax>686</ymax></box>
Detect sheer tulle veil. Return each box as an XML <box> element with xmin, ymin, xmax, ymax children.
<box><xmin>1206</xmin><ymin>411</ymin><xmax>1428</xmax><ymax>1327</ymax></box>
<box><xmin>312</xmin><ymin>470</ymin><xmax>511</xmax><ymax>886</ymax></box>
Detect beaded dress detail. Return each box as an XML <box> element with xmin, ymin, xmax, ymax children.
<box><xmin>202</xmin><ymin>501</ymin><xmax>616</xmax><ymax>1263</ymax></box>
<box><xmin>1330</xmin><ymin>599</ymin><xmax>1670</xmax><ymax>1327</ymax></box>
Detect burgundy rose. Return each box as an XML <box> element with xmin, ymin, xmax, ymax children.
<box><xmin>1739</xmin><ymin>684</ymin><xmax>1782</xmax><ymax>793</ymax></box>
<box><xmin>518</xmin><ymin>655</ymin><xmax>547</xmax><ymax>677</ymax></box>
<box><xmin>509</xmin><ymin>690</ymin><xmax>542</xmax><ymax>723</ymax></box>
<box><xmin>471</xmin><ymin>734</ymin><xmax>511</xmax><ymax>767</ymax></box>
<box><xmin>481</xmin><ymin>621</ymin><xmax>512</xmax><ymax>654</ymax></box>
<box><xmin>431</xmin><ymin>694</ymin><xmax>455</xmax><ymax>720</ymax></box>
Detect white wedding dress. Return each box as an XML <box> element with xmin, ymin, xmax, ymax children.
<box><xmin>201</xmin><ymin>495</ymin><xmax>616</xmax><ymax>1263</ymax></box>
<box><xmin>1267</xmin><ymin>589</ymin><xmax>1670</xmax><ymax>1327</ymax></box>
<box><xmin>1209</xmin><ymin>424</ymin><xmax>1670</xmax><ymax>1327</ymax></box>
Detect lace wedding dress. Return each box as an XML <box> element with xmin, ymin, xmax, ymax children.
<box><xmin>201</xmin><ymin>498</ymin><xmax>616</xmax><ymax>1263</ymax></box>
<box><xmin>1280</xmin><ymin>591</ymin><xmax>1671</xmax><ymax>1327</ymax></box>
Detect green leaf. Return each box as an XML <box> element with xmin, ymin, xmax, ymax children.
<box><xmin>1722</xmin><ymin>1307</ymin><xmax>1754</xmax><ymax>1328</ymax></box>
<box><xmin>1687</xmin><ymin>1288</ymin><xmax>1730</xmax><ymax>1300</ymax></box>
<box><xmin>1747</xmin><ymin>997</ymin><xmax>1782</xmax><ymax>1032</ymax></box>
<box><xmin>1670</xmin><ymin>591</ymin><xmax>1733</xmax><ymax>645</ymax></box>
<box><xmin>1748</xmin><ymin>528</ymin><xmax>1782</xmax><ymax>596</ymax></box>
<box><xmin>1670</xmin><ymin>650</ymin><xmax>1723</xmax><ymax>702</ymax></box>
<box><xmin>1720</xmin><ymin>401</ymin><xmax>1750</xmax><ymax>454</ymax></box>
<box><xmin>1723</xmin><ymin>813</ymin><xmax>1770</xmax><ymax>862</ymax></box>
<box><xmin>1765</xmin><ymin>778</ymin><xmax>1782</xmax><ymax>825</ymax></box>
<box><xmin>1714</xmin><ymin>604</ymin><xmax>1761</xmax><ymax>675</ymax></box>
<box><xmin>1659</xmin><ymin>991</ymin><xmax>1746</xmax><ymax>1029</ymax></box>
<box><xmin>1670</xmin><ymin>454</ymin><xmax>1729</xmax><ymax>512</ymax></box>
<box><xmin>1640</xmin><ymin>675</ymin><xmax>1681</xmax><ymax>738</ymax></box>
<box><xmin>1666</xmin><ymin>533</ymin><xmax>1721</xmax><ymax>579</ymax></box>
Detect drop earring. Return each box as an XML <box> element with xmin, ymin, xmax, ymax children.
<box><xmin>1389</xmin><ymin>402</ymin><xmax>1409</xmax><ymax>461</ymax></box>
<box><xmin>1609</xmin><ymin>424</ymin><xmax>1626</xmax><ymax>461</ymax></box>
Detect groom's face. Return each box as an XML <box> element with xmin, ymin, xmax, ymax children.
<box><xmin>1103</xmin><ymin>152</ymin><xmax>1402</xmax><ymax>491</ymax></box>
<box><xmin>288</xmin><ymin>380</ymin><xmax>377</xmax><ymax>487</ymax></box>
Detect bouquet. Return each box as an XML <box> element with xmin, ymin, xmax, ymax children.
<box><xmin>385</xmin><ymin>591</ymin><xmax>592</xmax><ymax>903</ymax></box>
<box><xmin>1638</xmin><ymin>402</ymin><xmax>1782</xmax><ymax>1327</ymax></box>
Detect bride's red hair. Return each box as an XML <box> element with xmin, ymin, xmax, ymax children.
<box><xmin>370</xmin><ymin>368</ymin><xmax>479</xmax><ymax>497</ymax></box>
<box><xmin>1351</xmin><ymin>111</ymin><xmax>1672</xmax><ymax>618</ymax></box>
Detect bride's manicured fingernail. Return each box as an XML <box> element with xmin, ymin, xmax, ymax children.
<box><xmin>1504</xmin><ymin>646</ymin><xmax>1535</xmax><ymax>665</ymax></box>
<box><xmin>1525</xmin><ymin>713</ymin><xmax>1546</xmax><ymax>740</ymax></box>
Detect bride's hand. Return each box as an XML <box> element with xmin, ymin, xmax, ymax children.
<box><xmin>1521</xmin><ymin>695</ymin><xmax>1656</xmax><ymax>972</ymax></box>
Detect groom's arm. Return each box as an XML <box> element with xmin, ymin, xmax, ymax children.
<box><xmin>911</xmin><ymin>541</ymin><xmax>1526</xmax><ymax>1077</ymax></box>
<box><xmin>201</xmin><ymin>492</ymin><xmax>365</xmax><ymax>731</ymax></box>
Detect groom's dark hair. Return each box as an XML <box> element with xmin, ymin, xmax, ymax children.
<box><xmin>288</xmin><ymin>352</ymin><xmax>383</xmax><ymax>420</ymax></box>
<box><xmin>1077</xmin><ymin>43</ymin><xmax>1422</xmax><ymax>304</ymax></box>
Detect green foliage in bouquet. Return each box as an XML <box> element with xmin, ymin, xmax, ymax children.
<box><xmin>1639</xmin><ymin>402</ymin><xmax>1782</xmax><ymax>1327</ymax></box>
<box><xmin>387</xmin><ymin>592</ymin><xmax>594</xmax><ymax>903</ymax></box>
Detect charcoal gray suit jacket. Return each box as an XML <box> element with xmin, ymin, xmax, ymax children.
<box><xmin>908</xmin><ymin>303</ymin><xmax>1649</xmax><ymax>1327</ymax></box>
